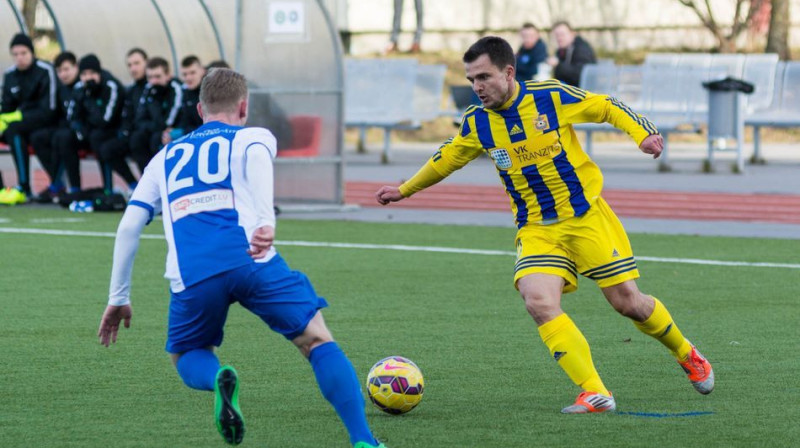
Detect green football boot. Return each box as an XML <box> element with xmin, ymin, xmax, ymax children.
<box><xmin>353</xmin><ymin>442</ymin><xmax>387</xmax><ymax>448</ymax></box>
<box><xmin>214</xmin><ymin>365</ymin><xmax>245</xmax><ymax>445</ymax></box>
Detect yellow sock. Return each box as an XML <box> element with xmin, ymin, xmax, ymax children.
<box><xmin>538</xmin><ymin>313</ymin><xmax>609</xmax><ymax>395</ymax></box>
<box><xmin>633</xmin><ymin>297</ymin><xmax>692</xmax><ymax>361</ymax></box>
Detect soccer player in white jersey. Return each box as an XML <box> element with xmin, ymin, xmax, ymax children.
<box><xmin>97</xmin><ymin>68</ymin><xmax>385</xmax><ymax>448</ymax></box>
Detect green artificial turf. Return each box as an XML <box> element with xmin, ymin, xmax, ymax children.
<box><xmin>0</xmin><ymin>207</ymin><xmax>797</xmax><ymax>447</ymax></box>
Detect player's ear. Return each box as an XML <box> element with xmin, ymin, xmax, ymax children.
<box><xmin>239</xmin><ymin>99</ymin><xmax>248</xmax><ymax>121</ymax></box>
<box><xmin>197</xmin><ymin>102</ymin><xmax>204</xmax><ymax>120</ymax></box>
<box><xmin>506</xmin><ymin>65</ymin><xmax>515</xmax><ymax>81</ymax></box>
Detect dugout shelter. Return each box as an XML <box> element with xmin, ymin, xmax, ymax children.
<box><xmin>3</xmin><ymin>0</ymin><xmax>345</xmax><ymax>206</ymax></box>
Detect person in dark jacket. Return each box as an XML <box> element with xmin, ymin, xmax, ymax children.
<box><xmin>0</xmin><ymin>33</ymin><xmax>57</xmax><ymax>204</ymax></box>
<box><xmin>58</xmin><ymin>54</ymin><xmax>124</xmax><ymax>194</ymax></box>
<box><xmin>29</xmin><ymin>51</ymin><xmax>80</xmax><ymax>202</ymax></box>
<box><xmin>515</xmin><ymin>22</ymin><xmax>548</xmax><ymax>83</ymax></box>
<box><xmin>96</xmin><ymin>48</ymin><xmax>148</xmax><ymax>192</ymax></box>
<box><xmin>546</xmin><ymin>21</ymin><xmax>597</xmax><ymax>87</ymax></box>
<box><xmin>129</xmin><ymin>56</ymin><xmax>182</xmax><ymax>172</ymax></box>
<box><xmin>245</xmin><ymin>92</ymin><xmax>293</xmax><ymax>150</ymax></box>
<box><xmin>162</xmin><ymin>55</ymin><xmax>206</xmax><ymax>145</ymax></box>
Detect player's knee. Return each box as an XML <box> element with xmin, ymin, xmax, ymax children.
<box><xmin>606</xmin><ymin>285</ymin><xmax>649</xmax><ymax>320</ymax></box>
<box><xmin>97</xmin><ymin>144</ymin><xmax>112</xmax><ymax>162</ymax></box>
<box><xmin>611</xmin><ymin>299</ymin><xmax>638</xmax><ymax>319</ymax></box>
<box><xmin>522</xmin><ymin>291</ymin><xmax>560</xmax><ymax>325</ymax></box>
<box><xmin>4</xmin><ymin>121</ymin><xmax>23</xmax><ymax>136</ymax></box>
<box><xmin>295</xmin><ymin>334</ymin><xmax>334</xmax><ymax>358</ymax></box>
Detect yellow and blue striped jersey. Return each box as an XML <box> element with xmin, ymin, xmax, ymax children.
<box><xmin>400</xmin><ymin>80</ymin><xmax>657</xmax><ymax>228</ymax></box>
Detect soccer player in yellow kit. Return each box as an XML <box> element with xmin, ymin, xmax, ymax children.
<box><xmin>375</xmin><ymin>36</ymin><xmax>714</xmax><ymax>413</ymax></box>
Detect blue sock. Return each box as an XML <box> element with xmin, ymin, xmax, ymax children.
<box><xmin>175</xmin><ymin>349</ymin><xmax>220</xmax><ymax>391</ymax></box>
<box><xmin>309</xmin><ymin>342</ymin><xmax>376</xmax><ymax>446</ymax></box>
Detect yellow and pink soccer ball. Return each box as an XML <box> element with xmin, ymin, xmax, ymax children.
<box><xmin>366</xmin><ymin>356</ymin><xmax>424</xmax><ymax>414</ymax></box>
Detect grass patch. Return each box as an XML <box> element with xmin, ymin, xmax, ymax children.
<box><xmin>0</xmin><ymin>207</ymin><xmax>797</xmax><ymax>447</ymax></box>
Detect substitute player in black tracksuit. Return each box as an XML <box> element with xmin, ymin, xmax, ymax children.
<box><xmin>96</xmin><ymin>48</ymin><xmax>148</xmax><ymax>192</ymax></box>
<box><xmin>29</xmin><ymin>51</ymin><xmax>81</xmax><ymax>202</ymax></box>
<box><xmin>161</xmin><ymin>55</ymin><xmax>205</xmax><ymax>146</ymax></box>
<box><xmin>59</xmin><ymin>54</ymin><xmax>124</xmax><ymax>194</ymax></box>
<box><xmin>0</xmin><ymin>33</ymin><xmax>57</xmax><ymax>203</ymax></box>
<box><xmin>176</xmin><ymin>84</ymin><xmax>202</xmax><ymax>133</ymax></box>
<box><xmin>129</xmin><ymin>56</ymin><xmax>182</xmax><ymax>172</ymax></box>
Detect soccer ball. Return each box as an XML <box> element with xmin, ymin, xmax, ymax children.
<box><xmin>366</xmin><ymin>356</ymin><xmax>424</xmax><ymax>414</ymax></box>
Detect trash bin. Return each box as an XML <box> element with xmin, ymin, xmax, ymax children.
<box><xmin>702</xmin><ymin>77</ymin><xmax>754</xmax><ymax>173</ymax></box>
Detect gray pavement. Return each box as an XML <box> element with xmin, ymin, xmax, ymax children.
<box><xmin>280</xmin><ymin>141</ymin><xmax>800</xmax><ymax>239</ymax></box>
<box><xmin>2</xmin><ymin>140</ymin><xmax>798</xmax><ymax>239</ymax></box>
<box><xmin>342</xmin><ymin>141</ymin><xmax>800</xmax><ymax>194</ymax></box>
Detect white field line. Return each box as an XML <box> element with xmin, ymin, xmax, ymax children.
<box><xmin>30</xmin><ymin>218</ymin><xmax>86</xmax><ymax>224</ymax></box>
<box><xmin>1</xmin><ymin>227</ymin><xmax>799</xmax><ymax>270</ymax></box>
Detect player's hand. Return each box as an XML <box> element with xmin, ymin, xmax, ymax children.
<box><xmin>375</xmin><ymin>186</ymin><xmax>404</xmax><ymax>205</ymax></box>
<box><xmin>248</xmin><ymin>225</ymin><xmax>275</xmax><ymax>259</ymax></box>
<box><xmin>98</xmin><ymin>304</ymin><xmax>132</xmax><ymax>347</ymax></box>
<box><xmin>161</xmin><ymin>128</ymin><xmax>173</xmax><ymax>145</ymax></box>
<box><xmin>639</xmin><ymin>134</ymin><xmax>664</xmax><ymax>159</ymax></box>
<box><xmin>546</xmin><ymin>56</ymin><xmax>559</xmax><ymax>67</ymax></box>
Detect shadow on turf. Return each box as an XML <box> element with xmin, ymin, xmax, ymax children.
<box><xmin>616</xmin><ymin>411</ymin><xmax>714</xmax><ymax>418</ymax></box>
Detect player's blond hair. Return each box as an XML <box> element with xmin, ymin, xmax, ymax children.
<box><xmin>199</xmin><ymin>68</ymin><xmax>248</xmax><ymax>115</ymax></box>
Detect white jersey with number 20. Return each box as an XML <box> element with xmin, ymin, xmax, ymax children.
<box><xmin>127</xmin><ymin>122</ymin><xmax>278</xmax><ymax>293</ymax></box>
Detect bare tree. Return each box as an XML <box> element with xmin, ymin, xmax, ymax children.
<box><xmin>677</xmin><ymin>0</ymin><xmax>764</xmax><ymax>52</ymax></box>
<box><xmin>766</xmin><ymin>0</ymin><xmax>791</xmax><ymax>59</ymax></box>
<box><xmin>22</xmin><ymin>0</ymin><xmax>38</xmax><ymax>37</ymax></box>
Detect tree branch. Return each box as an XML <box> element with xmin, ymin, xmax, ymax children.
<box><xmin>704</xmin><ymin>0</ymin><xmax>720</xmax><ymax>29</ymax></box>
<box><xmin>730</xmin><ymin>0</ymin><xmax>764</xmax><ymax>39</ymax></box>
<box><xmin>678</xmin><ymin>0</ymin><xmax>718</xmax><ymax>32</ymax></box>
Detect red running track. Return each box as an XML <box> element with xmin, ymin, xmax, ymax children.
<box><xmin>347</xmin><ymin>181</ymin><xmax>800</xmax><ymax>225</ymax></box>
<box><xmin>16</xmin><ymin>169</ymin><xmax>800</xmax><ymax>225</ymax></box>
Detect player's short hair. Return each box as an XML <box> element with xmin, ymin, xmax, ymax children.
<box><xmin>463</xmin><ymin>36</ymin><xmax>516</xmax><ymax>71</ymax></box>
<box><xmin>206</xmin><ymin>60</ymin><xmax>231</xmax><ymax>69</ymax></box>
<box><xmin>127</xmin><ymin>47</ymin><xmax>148</xmax><ymax>60</ymax></box>
<box><xmin>521</xmin><ymin>22</ymin><xmax>538</xmax><ymax>31</ymax></box>
<box><xmin>146</xmin><ymin>57</ymin><xmax>170</xmax><ymax>73</ymax></box>
<box><xmin>181</xmin><ymin>55</ymin><xmax>201</xmax><ymax>68</ymax></box>
<box><xmin>54</xmin><ymin>51</ymin><xmax>77</xmax><ymax>68</ymax></box>
<box><xmin>552</xmin><ymin>20</ymin><xmax>573</xmax><ymax>31</ymax></box>
<box><xmin>200</xmin><ymin>68</ymin><xmax>248</xmax><ymax>115</ymax></box>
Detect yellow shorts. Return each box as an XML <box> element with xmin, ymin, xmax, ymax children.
<box><xmin>513</xmin><ymin>197</ymin><xmax>639</xmax><ymax>293</ymax></box>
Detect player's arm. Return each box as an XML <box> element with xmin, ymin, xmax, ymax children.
<box><xmin>93</xmin><ymin>79</ymin><xmax>122</xmax><ymax>129</ymax></box>
<box><xmin>134</xmin><ymin>90</ymin><xmax>155</xmax><ymax>132</ymax></box>
<box><xmin>376</xmin><ymin>112</ymin><xmax>483</xmax><ymax>205</ymax></box>
<box><xmin>1</xmin><ymin>76</ymin><xmax>16</xmax><ymax>114</ymax></box>
<box><xmin>67</xmin><ymin>88</ymin><xmax>87</xmax><ymax>139</ymax></box>
<box><xmin>558</xmin><ymin>86</ymin><xmax>663</xmax><ymax>158</ymax></box>
<box><xmin>98</xmin><ymin>156</ymin><xmax>162</xmax><ymax>347</ymax></box>
<box><xmin>165</xmin><ymin>79</ymin><xmax>183</xmax><ymax>128</ymax></box>
<box><xmin>244</xmin><ymin>130</ymin><xmax>278</xmax><ymax>258</ymax></box>
<box><xmin>32</xmin><ymin>64</ymin><xmax>57</xmax><ymax>119</ymax></box>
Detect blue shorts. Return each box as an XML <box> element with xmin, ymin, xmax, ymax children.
<box><xmin>166</xmin><ymin>254</ymin><xmax>328</xmax><ymax>354</ymax></box>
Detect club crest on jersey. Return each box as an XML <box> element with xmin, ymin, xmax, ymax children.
<box><xmin>489</xmin><ymin>148</ymin><xmax>513</xmax><ymax>169</ymax></box>
<box><xmin>535</xmin><ymin>114</ymin><xmax>550</xmax><ymax>131</ymax></box>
